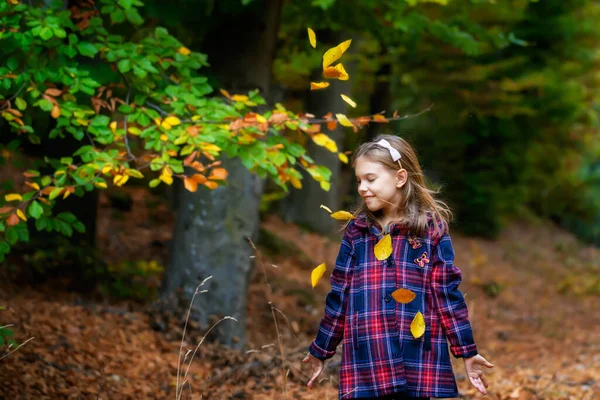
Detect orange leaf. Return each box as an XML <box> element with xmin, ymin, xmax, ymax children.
<box><xmin>0</xmin><ymin>207</ymin><xmax>14</xmax><ymax>214</ymax></box>
<box><xmin>204</xmin><ymin>181</ymin><xmax>219</xmax><ymax>189</ymax></box>
<box><xmin>184</xmin><ymin>177</ymin><xmax>198</xmax><ymax>192</ymax></box>
<box><xmin>310</xmin><ymin>81</ymin><xmax>330</xmax><ymax>91</ymax></box>
<box><xmin>391</xmin><ymin>288</ymin><xmax>416</xmax><ymax>304</ymax></box>
<box><xmin>355</xmin><ymin>116</ymin><xmax>371</xmax><ymax>126</ymax></box>
<box><xmin>208</xmin><ymin>168</ymin><xmax>228</xmax><ymax>181</ymax></box>
<box><xmin>373</xmin><ymin>114</ymin><xmax>389</xmax><ymax>123</ymax></box>
<box><xmin>323</xmin><ymin>63</ymin><xmax>349</xmax><ymax>81</ymax></box>
<box><xmin>327</xmin><ymin>120</ymin><xmax>337</xmax><ymax>131</ymax></box>
<box><xmin>44</xmin><ymin>88</ymin><xmax>62</xmax><ymax>97</ymax></box>
<box><xmin>190</xmin><ymin>174</ymin><xmax>207</xmax><ymax>184</ymax></box>
<box><xmin>51</xmin><ymin>105</ymin><xmax>61</xmax><ymax>119</ymax></box>
<box><xmin>6</xmin><ymin>212</ymin><xmax>20</xmax><ymax>226</ymax></box>
<box><xmin>330</xmin><ymin>211</ymin><xmax>355</xmax><ymax>220</ymax></box>
<box><xmin>220</xmin><ymin>89</ymin><xmax>231</xmax><ymax>99</ymax></box>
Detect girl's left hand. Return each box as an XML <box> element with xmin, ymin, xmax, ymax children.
<box><xmin>464</xmin><ymin>354</ymin><xmax>494</xmax><ymax>395</ymax></box>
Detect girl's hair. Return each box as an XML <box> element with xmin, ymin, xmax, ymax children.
<box><xmin>351</xmin><ymin>134</ymin><xmax>452</xmax><ymax>238</ymax></box>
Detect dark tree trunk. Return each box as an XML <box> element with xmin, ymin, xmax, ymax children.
<box><xmin>160</xmin><ymin>0</ymin><xmax>282</xmax><ymax>349</ymax></box>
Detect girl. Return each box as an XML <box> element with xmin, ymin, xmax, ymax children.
<box><xmin>302</xmin><ymin>135</ymin><xmax>493</xmax><ymax>399</ymax></box>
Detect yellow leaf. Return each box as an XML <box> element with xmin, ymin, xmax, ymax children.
<box><xmin>202</xmin><ymin>144</ymin><xmax>221</xmax><ymax>152</ymax></box>
<box><xmin>110</xmin><ymin>121</ymin><xmax>117</xmax><ymax>133</ymax></box>
<box><xmin>160</xmin><ymin>134</ymin><xmax>168</xmax><ymax>141</ymax></box>
<box><xmin>289</xmin><ymin>176</ymin><xmax>302</xmax><ymax>189</ymax></box>
<box><xmin>311</xmin><ymin>263</ymin><xmax>326</xmax><ymax>288</ymax></box>
<box><xmin>8</xmin><ymin>0</ymin><xmax>20</xmax><ymax>5</ymax></box>
<box><xmin>191</xmin><ymin>115</ymin><xmax>201</xmax><ymax>121</ymax></box>
<box><xmin>231</xmin><ymin>94</ymin><xmax>249</xmax><ymax>102</ymax></box>
<box><xmin>94</xmin><ymin>181</ymin><xmax>107</xmax><ymax>189</ymax></box>
<box><xmin>338</xmin><ymin>153</ymin><xmax>349</xmax><ymax>164</ymax></box>
<box><xmin>340</xmin><ymin>94</ymin><xmax>357</xmax><ymax>108</ymax></box>
<box><xmin>4</xmin><ymin>193</ymin><xmax>22</xmax><ymax>202</ymax></box>
<box><xmin>320</xmin><ymin>204</ymin><xmax>333</xmax><ymax>214</ymax></box>
<box><xmin>374</xmin><ymin>234</ymin><xmax>392</xmax><ymax>260</ymax></box>
<box><xmin>307</xmin><ymin>28</ymin><xmax>317</xmax><ymax>48</ymax></box>
<box><xmin>161</xmin><ymin>122</ymin><xmax>172</xmax><ymax>130</ymax></box>
<box><xmin>410</xmin><ymin>311</ymin><xmax>425</xmax><ymax>339</ymax></box>
<box><xmin>310</xmin><ymin>81</ymin><xmax>330</xmax><ymax>91</ymax></box>
<box><xmin>391</xmin><ymin>288</ymin><xmax>416</xmax><ymax>304</ymax></box>
<box><xmin>322</xmin><ymin>39</ymin><xmax>352</xmax><ymax>69</ymax></box>
<box><xmin>113</xmin><ymin>174</ymin><xmax>129</xmax><ymax>186</ymax></box>
<box><xmin>256</xmin><ymin>114</ymin><xmax>267</xmax><ymax>124</ymax></box>
<box><xmin>16</xmin><ymin>209</ymin><xmax>27</xmax><ymax>221</ymax></box>
<box><xmin>127</xmin><ymin>126</ymin><xmax>141</xmax><ymax>135</ymax></box>
<box><xmin>102</xmin><ymin>164</ymin><xmax>113</xmax><ymax>175</ymax></box>
<box><xmin>178</xmin><ymin>46</ymin><xmax>191</xmax><ymax>56</ymax></box>
<box><xmin>154</xmin><ymin>117</ymin><xmax>162</xmax><ymax>126</ymax></box>
<box><xmin>160</xmin><ymin>168</ymin><xmax>173</xmax><ymax>185</ymax></box>
<box><xmin>312</xmin><ymin>133</ymin><xmax>338</xmax><ymax>153</ymax></box>
<box><xmin>63</xmin><ymin>190</ymin><xmax>71</xmax><ymax>199</ymax></box>
<box><xmin>330</xmin><ymin>211</ymin><xmax>356</xmax><ymax>221</ymax></box>
<box><xmin>25</xmin><ymin>182</ymin><xmax>40</xmax><ymax>191</ymax></box>
<box><xmin>320</xmin><ymin>181</ymin><xmax>330</xmax><ymax>191</ymax></box>
<box><xmin>164</xmin><ymin>116</ymin><xmax>181</xmax><ymax>126</ymax></box>
<box><xmin>336</xmin><ymin>113</ymin><xmax>354</xmax><ymax>127</ymax></box>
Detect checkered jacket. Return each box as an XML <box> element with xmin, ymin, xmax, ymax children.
<box><xmin>309</xmin><ymin>216</ymin><xmax>478</xmax><ymax>398</ymax></box>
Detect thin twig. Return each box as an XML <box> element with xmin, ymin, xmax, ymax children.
<box><xmin>0</xmin><ymin>337</ymin><xmax>35</xmax><ymax>361</ymax></box>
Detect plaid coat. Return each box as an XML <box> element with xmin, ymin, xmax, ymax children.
<box><xmin>309</xmin><ymin>216</ymin><xmax>478</xmax><ymax>399</ymax></box>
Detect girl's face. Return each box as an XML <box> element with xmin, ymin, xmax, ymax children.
<box><xmin>355</xmin><ymin>156</ymin><xmax>406</xmax><ymax>217</ymax></box>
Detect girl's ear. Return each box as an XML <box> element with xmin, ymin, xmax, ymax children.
<box><xmin>396</xmin><ymin>169</ymin><xmax>408</xmax><ymax>189</ymax></box>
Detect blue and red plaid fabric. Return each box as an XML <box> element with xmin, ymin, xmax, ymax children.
<box><xmin>309</xmin><ymin>216</ymin><xmax>478</xmax><ymax>399</ymax></box>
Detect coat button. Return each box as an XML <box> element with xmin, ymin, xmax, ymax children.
<box><xmin>384</xmin><ymin>294</ymin><xmax>392</xmax><ymax>302</ymax></box>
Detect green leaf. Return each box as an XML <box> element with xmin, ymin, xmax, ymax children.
<box><xmin>5</xmin><ymin>228</ymin><xmax>18</xmax><ymax>245</ymax></box>
<box><xmin>125</xmin><ymin>8</ymin><xmax>144</xmax><ymax>25</ymax></box>
<box><xmin>15</xmin><ymin>97</ymin><xmax>26</xmax><ymax>110</ymax></box>
<box><xmin>119</xmin><ymin>0</ymin><xmax>133</xmax><ymax>9</ymax></box>
<box><xmin>28</xmin><ymin>201</ymin><xmax>44</xmax><ymax>219</ymax></box>
<box><xmin>49</xmin><ymin>187</ymin><xmax>63</xmax><ymax>200</ymax></box>
<box><xmin>39</xmin><ymin>26</ymin><xmax>54</xmax><ymax>41</ymax></box>
<box><xmin>118</xmin><ymin>59</ymin><xmax>132</xmax><ymax>73</ymax></box>
<box><xmin>76</xmin><ymin>42</ymin><xmax>98</xmax><ymax>58</ymax></box>
<box><xmin>111</xmin><ymin>9</ymin><xmax>126</xmax><ymax>24</ymax></box>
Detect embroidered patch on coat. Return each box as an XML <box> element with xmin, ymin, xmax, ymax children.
<box><xmin>414</xmin><ymin>252</ymin><xmax>430</xmax><ymax>268</ymax></box>
<box><xmin>408</xmin><ymin>235</ymin><xmax>422</xmax><ymax>249</ymax></box>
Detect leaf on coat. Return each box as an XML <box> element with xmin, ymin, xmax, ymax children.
<box><xmin>330</xmin><ymin>211</ymin><xmax>355</xmax><ymax>220</ymax></box>
<box><xmin>374</xmin><ymin>234</ymin><xmax>392</xmax><ymax>260</ymax></box>
<box><xmin>311</xmin><ymin>263</ymin><xmax>326</xmax><ymax>288</ymax></box>
<box><xmin>322</xmin><ymin>39</ymin><xmax>352</xmax><ymax>69</ymax></box>
<box><xmin>410</xmin><ymin>311</ymin><xmax>425</xmax><ymax>339</ymax></box>
<box><xmin>392</xmin><ymin>288</ymin><xmax>416</xmax><ymax>304</ymax></box>
<box><xmin>307</xmin><ymin>28</ymin><xmax>317</xmax><ymax>48</ymax></box>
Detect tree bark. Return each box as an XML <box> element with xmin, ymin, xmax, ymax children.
<box><xmin>160</xmin><ymin>0</ymin><xmax>282</xmax><ymax>349</ymax></box>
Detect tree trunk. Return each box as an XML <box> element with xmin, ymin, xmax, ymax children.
<box><xmin>160</xmin><ymin>0</ymin><xmax>282</xmax><ymax>349</ymax></box>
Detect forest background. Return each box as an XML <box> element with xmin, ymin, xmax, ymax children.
<box><xmin>1</xmin><ymin>0</ymin><xmax>599</xmax><ymax>399</ymax></box>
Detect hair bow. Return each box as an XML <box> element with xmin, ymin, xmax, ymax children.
<box><xmin>376</xmin><ymin>139</ymin><xmax>401</xmax><ymax>162</ymax></box>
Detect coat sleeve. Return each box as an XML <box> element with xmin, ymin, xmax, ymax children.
<box><xmin>308</xmin><ymin>224</ymin><xmax>355</xmax><ymax>360</ymax></box>
<box><xmin>430</xmin><ymin>232</ymin><xmax>478</xmax><ymax>358</ymax></box>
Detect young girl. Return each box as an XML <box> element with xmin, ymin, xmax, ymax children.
<box><xmin>302</xmin><ymin>135</ymin><xmax>493</xmax><ymax>399</ymax></box>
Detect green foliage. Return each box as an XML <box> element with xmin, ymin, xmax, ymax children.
<box><xmin>0</xmin><ymin>0</ymin><xmax>333</xmax><ymax>261</ymax></box>
<box><xmin>99</xmin><ymin>259</ymin><xmax>163</xmax><ymax>301</ymax></box>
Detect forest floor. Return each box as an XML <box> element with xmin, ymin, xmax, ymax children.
<box><xmin>1</xmin><ymin>186</ymin><xmax>599</xmax><ymax>400</ymax></box>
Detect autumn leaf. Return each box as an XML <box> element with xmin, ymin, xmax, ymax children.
<box><xmin>51</xmin><ymin>105</ymin><xmax>61</xmax><ymax>119</ymax></box>
<box><xmin>231</xmin><ymin>94</ymin><xmax>249</xmax><ymax>102</ymax></box>
<box><xmin>25</xmin><ymin>181</ymin><xmax>40</xmax><ymax>191</ymax></box>
<box><xmin>340</xmin><ymin>94</ymin><xmax>356</xmax><ymax>108</ymax></box>
<box><xmin>44</xmin><ymin>88</ymin><xmax>62</xmax><ymax>97</ymax></box>
<box><xmin>320</xmin><ymin>204</ymin><xmax>333</xmax><ymax>213</ymax></box>
<box><xmin>312</xmin><ymin>133</ymin><xmax>338</xmax><ymax>153</ymax></box>
<box><xmin>5</xmin><ymin>193</ymin><xmax>22</xmax><ymax>202</ymax></box>
<box><xmin>322</xmin><ymin>39</ymin><xmax>352</xmax><ymax>69</ymax></box>
<box><xmin>0</xmin><ymin>207</ymin><xmax>14</xmax><ymax>214</ymax></box>
<box><xmin>208</xmin><ymin>168</ymin><xmax>228</xmax><ymax>181</ymax></box>
<box><xmin>178</xmin><ymin>46</ymin><xmax>191</xmax><ymax>56</ymax></box>
<box><xmin>219</xmin><ymin>89</ymin><xmax>231</xmax><ymax>99</ymax></box>
<box><xmin>338</xmin><ymin>153</ymin><xmax>349</xmax><ymax>164</ymax></box>
<box><xmin>184</xmin><ymin>177</ymin><xmax>198</xmax><ymax>192</ymax></box>
<box><xmin>307</xmin><ymin>28</ymin><xmax>316</xmax><ymax>48</ymax></box>
<box><xmin>392</xmin><ymin>288</ymin><xmax>416</xmax><ymax>304</ymax></box>
<box><xmin>6</xmin><ymin>213</ymin><xmax>20</xmax><ymax>227</ymax></box>
<box><xmin>310</xmin><ymin>82</ymin><xmax>330</xmax><ymax>91</ymax></box>
<box><xmin>311</xmin><ymin>263</ymin><xmax>326</xmax><ymax>288</ymax></box>
<box><xmin>323</xmin><ymin>63</ymin><xmax>349</xmax><ymax>80</ymax></box>
<box><xmin>16</xmin><ymin>209</ymin><xmax>27</xmax><ymax>221</ymax></box>
<box><xmin>410</xmin><ymin>311</ymin><xmax>425</xmax><ymax>339</ymax></box>
<box><xmin>159</xmin><ymin>168</ymin><xmax>173</xmax><ymax>185</ymax></box>
<box><xmin>289</xmin><ymin>176</ymin><xmax>302</xmax><ymax>189</ymax></box>
<box><xmin>374</xmin><ymin>234</ymin><xmax>392</xmax><ymax>260</ymax></box>
<box><xmin>204</xmin><ymin>181</ymin><xmax>219</xmax><ymax>189</ymax></box>
<box><xmin>335</xmin><ymin>113</ymin><xmax>354</xmax><ymax>127</ymax></box>
<box><xmin>330</xmin><ymin>210</ymin><xmax>356</xmax><ymax>220</ymax></box>
<box><xmin>372</xmin><ymin>114</ymin><xmax>389</xmax><ymax>123</ymax></box>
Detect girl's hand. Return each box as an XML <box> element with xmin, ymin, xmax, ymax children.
<box><xmin>302</xmin><ymin>352</ymin><xmax>324</xmax><ymax>388</ymax></box>
<box><xmin>464</xmin><ymin>354</ymin><xmax>494</xmax><ymax>395</ymax></box>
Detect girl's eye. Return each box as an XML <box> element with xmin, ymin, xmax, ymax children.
<box><xmin>367</xmin><ymin>178</ymin><xmax>375</xmax><ymax>182</ymax></box>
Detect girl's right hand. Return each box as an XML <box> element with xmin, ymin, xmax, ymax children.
<box><xmin>302</xmin><ymin>352</ymin><xmax>324</xmax><ymax>388</ymax></box>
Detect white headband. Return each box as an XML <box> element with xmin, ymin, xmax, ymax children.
<box><xmin>376</xmin><ymin>139</ymin><xmax>401</xmax><ymax>162</ymax></box>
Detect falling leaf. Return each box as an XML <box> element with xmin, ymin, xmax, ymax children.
<box><xmin>392</xmin><ymin>288</ymin><xmax>416</xmax><ymax>304</ymax></box>
<box><xmin>323</xmin><ymin>63</ymin><xmax>349</xmax><ymax>80</ymax></box>
<box><xmin>374</xmin><ymin>234</ymin><xmax>392</xmax><ymax>260</ymax></box>
<box><xmin>51</xmin><ymin>105</ymin><xmax>61</xmax><ymax>119</ymax></box>
<box><xmin>312</xmin><ymin>133</ymin><xmax>338</xmax><ymax>153</ymax></box>
<box><xmin>320</xmin><ymin>204</ymin><xmax>333</xmax><ymax>213</ymax></box>
<box><xmin>16</xmin><ymin>209</ymin><xmax>27</xmax><ymax>221</ymax></box>
<box><xmin>338</xmin><ymin>153</ymin><xmax>348</xmax><ymax>164</ymax></box>
<box><xmin>340</xmin><ymin>94</ymin><xmax>356</xmax><ymax>108</ymax></box>
<box><xmin>311</xmin><ymin>263</ymin><xmax>326</xmax><ymax>288</ymax></box>
<box><xmin>410</xmin><ymin>311</ymin><xmax>425</xmax><ymax>339</ymax></box>
<box><xmin>310</xmin><ymin>82</ymin><xmax>330</xmax><ymax>91</ymax></box>
<box><xmin>178</xmin><ymin>47</ymin><xmax>191</xmax><ymax>56</ymax></box>
<box><xmin>330</xmin><ymin>211</ymin><xmax>355</xmax><ymax>220</ymax></box>
<box><xmin>322</xmin><ymin>39</ymin><xmax>352</xmax><ymax>69</ymax></box>
<box><xmin>335</xmin><ymin>114</ymin><xmax>354</xmax><ymax>127</ymax></box>
<box><xmin>307</xmin><ymin>28</ymin><xmax>317</xmax><ymax>48</ymax></box>
<box><xmin>5</xmin><ymin>193</ymin><xmax>22</xmax><ymax>202</ymax></box>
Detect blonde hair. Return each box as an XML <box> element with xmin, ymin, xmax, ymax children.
<box><xmin>351</xmin><ymin>134</ymin><xmax>452</xmax><ymax>238</ymax></box>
